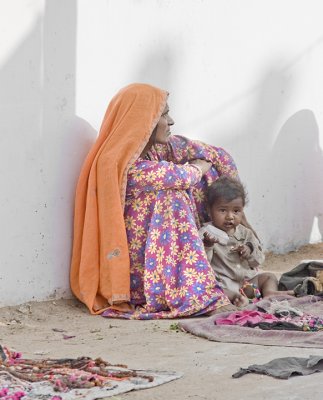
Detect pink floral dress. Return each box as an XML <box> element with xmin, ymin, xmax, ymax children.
<box><xmin>102</xmin><ymin>135</ymin><xmax>238</xmax><ymax>319</ymax></box>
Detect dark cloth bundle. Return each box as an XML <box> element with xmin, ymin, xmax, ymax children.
<box><xmin>279</xmin><ymin>260</ymin><xmax>323</xmax><ymax>296</ymax></box>
<box><xmin>233</xmin><ymin>355</ymin><xmax>323</xmax><ymax>379</ymax></box>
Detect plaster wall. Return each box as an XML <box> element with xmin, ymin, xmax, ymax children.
<box><xmin>0</xmin><ymin>0</ymin><xmax>322</xmax><ymax>306</ymax></box>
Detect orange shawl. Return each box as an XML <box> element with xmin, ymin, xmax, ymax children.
<box><xmin>70</xmin><ymin>83</ymin><xmax>168</xmax><ymax>314</ymax></box>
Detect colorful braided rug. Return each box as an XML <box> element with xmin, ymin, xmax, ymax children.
<box><xmin>0</xmin><ymin>345</ymin><xmax>181</xmax><ymax>399</ymax></box>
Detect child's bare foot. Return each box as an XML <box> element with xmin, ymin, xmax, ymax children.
<box><xmin>233</xmin><ymin>293</ymin><xmax>249</xmax><ymax>308</ymax></box>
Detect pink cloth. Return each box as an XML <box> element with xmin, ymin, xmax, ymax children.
<box><xmin>215</xmin><ymin>310</ymin><xmax>279</xmax><ymax>326</ymax></box>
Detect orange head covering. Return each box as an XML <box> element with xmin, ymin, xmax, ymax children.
<box><xmin>70</xmin><ymin>83</ymin><xmax>168</xmax><ymax>314</ymax></box>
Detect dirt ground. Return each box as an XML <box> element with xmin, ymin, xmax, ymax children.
<box><xmin>1</xmin><ymin>243</ymin><xmax>323</xmax><ymax>400</ymax></box>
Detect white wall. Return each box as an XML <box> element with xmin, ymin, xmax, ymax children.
<box><xmin>0</xmin><ymin>0</ymin><xmax>322</xmax><ymax>306</ymax></box>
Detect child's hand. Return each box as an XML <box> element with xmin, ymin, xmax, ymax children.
<box><xmin>203</xmin><ymin>231</ymin><xmax>219</xmax><ymax>247</ymax></box>
<box><xmin>230</xmin><ymin>244</ymin><xmax>251</xmax><ymax>259</ymax></box>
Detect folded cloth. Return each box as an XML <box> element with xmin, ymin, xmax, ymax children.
<box><xmin>248</xmin><ymin>321</ymin><xmax>304</xmax><ymax>331</ymax></box>
<box><xmin>267</xmin><ymin>299</ymin><xmax>303</xmax><ymax>317</ymax></box>
<box><xmin>232</xmin><ymin>355</ymin><xmax>323</xmax><ymax>379</ymax></box>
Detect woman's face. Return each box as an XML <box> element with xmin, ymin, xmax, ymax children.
<box><xmin>154</xmin><ymin>103</ymin><xmax>174</xmax><ymax>144</ymax></box>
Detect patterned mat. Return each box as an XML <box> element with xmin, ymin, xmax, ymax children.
<box><xmin>179</xmin><ymin>295</ymin><xmax>323</xmax><ymax>348</ymax></box>
<box><xmin>0</xmin><ymin>346</ymin><xmax>181</xmax><ymax>399</ymax></box>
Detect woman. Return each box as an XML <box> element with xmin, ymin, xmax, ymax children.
<box><xmin>70</xmin><ymin>83</ymin><xmax>239</xmax><ymax>319</ymax></box>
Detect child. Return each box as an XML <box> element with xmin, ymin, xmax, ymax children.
<box><xmin>199</xmin><ymin>176</ymin><xmax>294</xmax><ymax>307</ymax></box>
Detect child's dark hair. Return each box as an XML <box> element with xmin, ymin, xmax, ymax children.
<box><xmin>207</xmin><ymin>176</ymin><xmax>247</xmax><ymax>207</ymax></box>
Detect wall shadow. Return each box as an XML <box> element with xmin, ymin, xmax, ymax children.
<box><xmin>267</xmin><ymin>110</ymin><xmax>323</xmax><ymax>251</ymax></box>
<box><xmin>198</xmin><ymin>63</ymin><xmax>322</xmax><ymax>253</ymax></box>
<box><xmin>228</xmin><ymin>70</ymin><xmax>323</xmax><ymax>253</ymax></box>
<box><xmin>0</xmin><ymin>1</ymin><xmax>97</xmax><ymax>304</ymax></box>
<box><xmin>41</xmin><ymin>0</ymin><xmax>97</xmax><ymax>274</ymax></box>
<box><xmin>209</xmin><ymin>66</ymin><xmax>295</xmax><ymax>250</ymax></box>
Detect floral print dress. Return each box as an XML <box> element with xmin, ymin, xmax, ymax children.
<box><xmin>102</xmin><ymin>135</ymin><xmax>238</xmax><ymax>319</ymax></box>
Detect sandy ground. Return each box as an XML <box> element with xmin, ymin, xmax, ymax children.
<box><xmin>1</xmin><ymin>242</ymin><xmax>323</xmax><ymax>400</ymax></box>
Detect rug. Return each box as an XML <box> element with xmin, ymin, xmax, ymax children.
<box><xmin>179</xmin><ymin>295</ymin><xmax>323</xmax><ymax>348</ymax></box>
<box><xmin>0</xmin><ymin>346</ymin><xmax>181</xmax><ymax>399</ymax></box>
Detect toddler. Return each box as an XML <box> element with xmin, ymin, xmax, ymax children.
<box><xmin>199</xmin><ymin>176</ymin><xmax>294</xmax><ymax>307</ymax></box>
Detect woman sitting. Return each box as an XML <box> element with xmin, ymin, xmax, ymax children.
<box><xmin>70</xmin><ymin>83</ymin><xmax>242</xmax><ymax>319</ymax></box>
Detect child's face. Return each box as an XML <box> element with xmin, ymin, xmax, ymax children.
<box><xmin>209</xmin><ymin>197</ymin><xmax>244</xmax><ymax>234</ymax></box>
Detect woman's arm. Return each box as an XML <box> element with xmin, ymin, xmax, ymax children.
<box><xmin>126</xmin><ymin>159</ymin><xmax>204</xmax><ymax>197</ymax></box>
<box><xmin>156</xmin><ymin>135</ymin><xmax>238</xmax><ymax>179</ymax></box>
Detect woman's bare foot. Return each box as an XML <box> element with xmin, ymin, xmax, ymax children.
<box><xmin>206</xmin><ymin>303</ymin><xmax>238</xmax><ymax>316</ymax></box>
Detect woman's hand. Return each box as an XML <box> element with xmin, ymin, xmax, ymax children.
<box><xmin>189</xmin><ymin>159</ymin><xmax>212</xmax><ymax>175</ymax></box>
